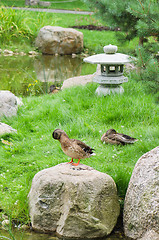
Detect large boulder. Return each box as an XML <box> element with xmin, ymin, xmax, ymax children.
<box><xmin>28</xmin><ymin>163</ymin><xmax>120</xmax><ymax>239</ymax></box>
<box><xmin>124</xmin><ymin>146</ymin><xmax>159</xmax><ymax>239</ymax></box>
<box><xmin>0</xmin><ymin>91</ymin><xmax>19</xmax><ymax>118</ymax></box>
<box><xmin>35</xmin><ymin>26</ymin><xmax>83</xmax><ymax>55</ymax></box>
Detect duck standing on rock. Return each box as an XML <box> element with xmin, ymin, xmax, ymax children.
<box><xmin>52</xmin><ymin>129</ymin><xmax>95</xmax><ymax>166</ymax></box>
<box><xmin>101</xmin><ymin>129</ymin><xmax>138</xmax><ymax>145</ymax></box>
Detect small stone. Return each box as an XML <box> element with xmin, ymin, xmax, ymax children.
<box><xmin>0</xmin><ymin>122</ymin><xmax>17</xmax><ymax>136</ymax></box>
<box><xmin>39</xmin><ymin>1</ymin><xmax>51</xmax><ymax>7</ymax></box>
<box><xmin>30</xmin><ymin>0</ymin><xmax>39</xmax><ymax>5</ymax></box>
<box><xmin>19</xmin><ymin>52</ymin><xmax>26</xmax><ymax>56</ymax></box>
<box><xmin>21</xmin><ymin>224</ymin><xmax>30</xmax><ymax>230</ymax></box>
<box><xmin>2</xmin><ymin>220</ymin><xmax>10</xmax><ymax>228</ymax></box>
<box><xmin>72</xmin><ymin>53</ymin><xmax>77</xmax><ymax>58</ymax></box>
<box><xmin>3</xmin><ymin>50</ymin><xmax>13</xmax><ymax>56</ymax></box>
<box><xmin>28</xmin><ymin>51</ymin><xmax>38</xmax><ymax>55</ymax></box>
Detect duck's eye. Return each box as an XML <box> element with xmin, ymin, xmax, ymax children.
<box><xmin>52</xmin><ymin>131</ymin><xmax>60</xmax><ymax>139</ymax></box>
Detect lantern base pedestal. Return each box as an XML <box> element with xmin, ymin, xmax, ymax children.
<box><xmin>95</xmin><ymin>85</ymin><xmax>124</xmax><ymax>96</ymax></box>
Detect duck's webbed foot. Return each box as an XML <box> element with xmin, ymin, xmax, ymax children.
<box><xmin>67</xmin><ymin>158</ymin><xmax>74</xmax><ymax>164</ymax></box>
<box><xmin>72</xmin><ymin>159</ymin><xmax>80</xmax><ymax>166</ymax></box>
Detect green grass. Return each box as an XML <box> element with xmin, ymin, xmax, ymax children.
<box><xmin>0</xmin><ymin>0</ymin><xmax>90</xmax><ymax>11</ymax></box>
<box><xmin>0</xmin><ymin>7</ymin><xmax>139</xmax><ymax>55</ymax></box>
<box><xmin>0</xmin><ymin>79</ymin><xmax>159</xmax><ymax>223</ymax></box>
<box><xmin>0</xmin><ymin>0</ymin><xmax>158</xmax><ymax>226</ymax></box>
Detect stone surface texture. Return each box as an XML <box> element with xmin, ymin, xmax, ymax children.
<box><xmin>30</xmin><ymin>0</ymin><xmax>39</xmax><ymax>5</ymax></box>
<box><xmin>0</xmin><ymin>91</ymin><xmax>19</xmax><ymax>118</ymax></box>
<box><xmin>35</xmin><ymin>26</ymin><xmax>83</xmax><ymax>55</ymax></box>
<box><xmin>28</xmin><ymin>163</ymin><xmax>120</xmax><ymax>239</ymax></box>
<box><xmin>25</xmin><ymin>0</ymin><xmax>39</xmax><ymax>5</ymax></box>
<box><xmin>61</xmin><ymin>74</ymin><xmax>93</xmax><ymax>89</ymax></box>
<box><xmin>0</xmin><ymin>122</ymin><xmax>17</xmax><ymax>136</ymax></box>
<box><xmin>124</xmin><ymin>146</ymin><xmax>159</xmax><ymax>239</ymax></box>
<box><xmin>138</xmin><ymin>230</ymin><xmax>159</xmax><ymax>240</ymax></box>
<box><xmin>61</xmin><ymin>64</ymin><xmax>100</xmax><ymax>89</ymax></box>
<box><xmin>39</xmin><ymin>1</ymin><xmax>51</xmax><ymax>7</ymax></box>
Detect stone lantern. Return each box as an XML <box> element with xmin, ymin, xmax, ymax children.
<box><xmin>83</xmin><ymin>44</ymin><xmax>132</xmax><ymax>96</ymax></box>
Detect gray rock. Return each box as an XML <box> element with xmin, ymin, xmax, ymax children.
<box><xmin>28</xmin><ymin>163</ymin><xmax>120</xmax><ymax>239</ymax></box>
<box><xmin>35</xmin><ymin>26</ymin><xmax>83</xmax><ymax>55</ymax></box>
<box><xmin>39</xmin><ymin>1</ymin><xmax>51</xmax><ymax>7</ymax></box>
<box><xmin>124</xmin><ymin>146</ymin><xmax>159</xmax><ymax>239</ymax></box>
<box><xmin>3</xmin><ymin>49</ymin><xmax>14</xmax><ymax>56</ymax></box>
<box><xmin>25</xmin><ymin>0</ymin><xmax>39</xmax><ymax>6</ymax></box>
<box><xmin>61</xmin><ymin>74</ymin><xmax>94</xmax><ymax>89</ymax></box>
<box><xmin>0</xmin><ymin>122</ymin><xmax>17</xmax><ymax>136</ymax></box>
<box><xmin>138</xmin><ymin>230</ymin><xmax>159</xmax><ymax>240</ymax></box>
<box><xmin>61</xmin><ymin>65</ymin><xmax>100</xmax><ymax>89</ymax></box>
<box><xmin>0</xmin><ymin>91</ymin><xmax>18</xmax><ymax>118</ymax></box>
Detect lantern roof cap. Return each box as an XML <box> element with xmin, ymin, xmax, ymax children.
<box><xmin>84</xmin><ymin>44</ymin><xmax>133</xmax><ymax>65</ymax></box>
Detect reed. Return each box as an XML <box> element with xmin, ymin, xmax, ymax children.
<box><xmin>0</xmin><ymin>7</ymin><xmax>55</xmax><ymax>45</ymax></box>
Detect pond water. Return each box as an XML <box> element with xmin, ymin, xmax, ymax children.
<box><xmin>0</xmin><ymin>227</ymin><xmax>130</xmax><ymax>240</ymax></box>
<box><xmin>0</xmin><ymin>54</ymin><xmax>96</xmax><ymax>97</ymax></box>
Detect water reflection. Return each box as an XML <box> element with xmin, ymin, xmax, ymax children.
<box><xmin>0</xmin><ymin>227</ymin><xmax>128</xmax><ymax>240</ymax></box>
<box><xmin>0</xmin><ymin>54</ymin><xmax>95</xmax><ymax>96</ymax></box>
<box><xmin>34</xmin><ymin>55</ymin><xmax>82</xmax><ymax>83</ymax></box>
<box><xmin>0</xmin><ymin>228</ymin><xmax>58</xmax><ymax>240</ymax></box>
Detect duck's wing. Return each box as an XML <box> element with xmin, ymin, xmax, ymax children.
<box><xmin>71</xmin><ymin>139</ymin><xmax>94</xmax><ymax>154</ymax></box>
<box><xmin>101</xmin><ymin>133</ymin><xmax>118</xmax><ymax>144</ymax></box>
<box><xmin>115</xmin><ymin>133</ymin><xmax>138</xmax><ymax>144</ymax></box>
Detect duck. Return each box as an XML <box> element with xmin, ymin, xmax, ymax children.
<box><xmin>52</xmin><ymin>129</ymin><xmax>95</xmax><ymax>166</ymax></box>
<box><xmin>101</xmin><ymin>129</ymin><xmax>138</xmax><ymax>145</ymax></box>
<box><xmin>49</xmin><ymin>85</ymin><xmax>60</xmax><ymax>94</ymax></box>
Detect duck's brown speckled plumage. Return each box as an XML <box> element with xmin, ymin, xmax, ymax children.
<box><xmin>101</xmin><ymin>129</ymin><xmax>138</xmax><ymax>145</ymax></box>
<box><xmin>52</xmin><ymin>129</ymin><xmax>95</xmax><ymax>165</ymax></box>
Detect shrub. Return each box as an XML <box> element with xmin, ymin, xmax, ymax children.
<box><xmin>83</xmin><ymin>0</ymin><xmax>159</xmax><ymax>45</ymax></box>
<box><xmin>130</xmin><ymin>47</ymin><xmax>159</xmax><ymax>97</ymax></box>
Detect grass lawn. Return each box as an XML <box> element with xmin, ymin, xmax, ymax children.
<box><xmin>0</xmin><ymin>0</ymin><xmax>90</xmax><ymax>11</ymax></box>
<box><xmin>0</xmin><ymin>7</ymin><xmax>139</xmax><ymax>55</ymax></box>
<box><xmin>0</xmin><ymin>0</ymin><xmax>158</xmax><ymax>226</ymax></box>
<box><xmin>0</xmin><ymin>79</ymin><xmax>159</xmax><ymax>223</ymax></box>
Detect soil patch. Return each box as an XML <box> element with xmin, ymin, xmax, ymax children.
<box><xmin>70</xmin><ymin>24</ymin><xmax>121</xmax><ymax>31</ymax></box>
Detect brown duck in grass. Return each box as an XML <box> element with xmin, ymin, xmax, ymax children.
<box><xmin>52</xmin><ymin>129</ymin><xmax>95</xmax><ymax>166</ymax></box>
<box><xmin>101</xmin><ymin>129</ymin><xmax>138</xmax><ymax>145</ymax></box>
<box><xmin>49</xmin><ymin>85</ymin><xmax>60</xmax><ymax>94</ymax></box>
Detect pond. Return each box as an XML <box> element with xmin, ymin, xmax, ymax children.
<box><xmin>0</xmin><ymin>226</ymin><xmax>130</xmax><ymax>240</ymax></box>
<box><xmin>0</xmin><ymin>217</ymin><xmax>130</xmax><ymax>240</ymax></box>
<box><xmin>0</xmin><ymin>54</ymin><xmax>96</xmax><ymax>97</ymax></box>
